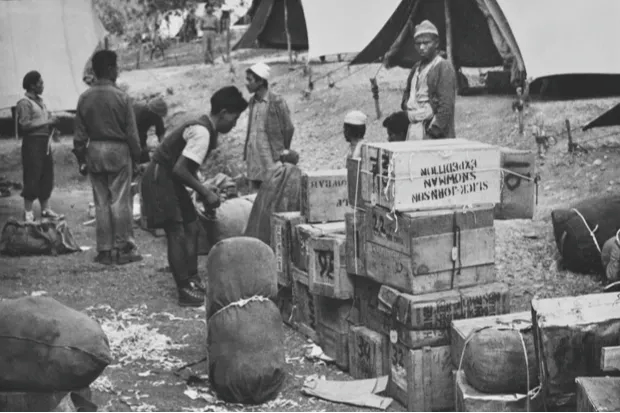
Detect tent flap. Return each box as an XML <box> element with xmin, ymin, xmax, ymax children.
<box><xmin>352</xmin><ymin>0</ymin><xmax>514</xmax><ymax>71</ymax></box>
<box><xmin>0</xmin><ymin>0</ymin><xmax>106</xmax><ymax>111</ymax></box>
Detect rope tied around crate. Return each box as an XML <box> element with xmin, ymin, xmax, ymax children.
<box><xmin>353</xmin><ymin>160</ymin><xmax>363</xmax><ymax>275</ymax></box>
<box><xmin>208</xmin><ymin>295</ymin><xmax>271</xmax><ymax>322</ymax></box>
<box><xmin>571</xmin><ymin>208</ymin><xmax>601</xmax><ymax>253</ymax></box>
<box><xmin>454</xmin><ymin>322</ymin><xmax>541</xmax><ymax>413</ymax></box>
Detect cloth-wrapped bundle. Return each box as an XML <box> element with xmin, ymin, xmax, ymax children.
<box><xmin>206</xmin><ymin>237</ymin><xmax>286</xmax><ymax>404</ymax></box>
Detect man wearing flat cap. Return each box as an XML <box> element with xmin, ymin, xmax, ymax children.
<box><xmin>343</xmin><ymin>110</ymin><xmax>367</xmax><ymax>163</ymax></box>
<box><xmin>401</xmin><ymin>20</ymin><xmax>456</xmax><ymax>140</ymax></box>
<box><xmin>244</xmin><ymin>62</ymin><xmax>295</xmax><ymax>191</ymax></box>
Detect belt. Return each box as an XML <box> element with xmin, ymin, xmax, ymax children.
<box><xmin>203</xmin><ymin>28</ymin><xmax>217</xmax><ymax>31</ymax></box>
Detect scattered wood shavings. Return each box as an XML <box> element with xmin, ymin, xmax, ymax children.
<box><xmin>91</xmin><ymin>375</ymin><xmax>116</xmax><ymax>393</ymax></box>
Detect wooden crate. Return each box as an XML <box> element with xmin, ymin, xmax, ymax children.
<box><xmin>291</xmin><ymin>222</ymin><xmax>345</xmax><ymax>272</ymax></box>
<box><xmin>360</xmin><ymin>139</ymin><xmax>501</xmax><ymax>211</ymax></box>
<box><xmin>388</xmin><ymin>344</ymin><xmax>454</xmax><ymax>411</ymax></box>
<box><xmin>347</xmin><ymin>157</ymin><xmax>368</xmax><ymax>208</ymax></box>
<box><xmin>301</xmin><ymin>169</ymin><xmax>349</xmax><ymax>223</ymax></box>
<box><xmin>345</xmin><ymin>210</ymin><xmax>366</xmax><ymax>277</ymax></box>
<box><xmin>349</xmin><ymin>326</ymin><xmax>389</xmax><ymax>379</ymax></box>
<box><xmin>378</xmin><ymin>282</ymin><xmax>510</xmax><ymax>330</ymax></box>
<box><xmin>355</xmin><ymin>277</ymin><xmax>392</xmax><ymax>335</ymax></box>
<box><xmin>356</xmin><ymin>278</ymin><xmax>448</xmax><ymax>348</ymax></box>
<box><xmin>451</xmin><ymin>311</ymin><xmax>530</xmax><ymax>368</ymax></box>
<box><xmin>455</xmin><ymin>370</ymin><xmax>542</xmax><ymax>412</ymax></box>
<box><xmin>317</xmin><ymin>322</ymin><xmax>349</xmax><ymax>371</ymax></box>
<box><xmin>308</xmin><ymin>232</ymin><xmax>354</xmax><ymax>299</ymax></box>
<box><xmin>291</xmin><ymin>267</ymin><xmax>319</xmax><ymax>342</ymax></box>
<box><xmin>494</xmin><ymin>148</ymin><xmax>536</xmax><ymax>220</ymax></box>
<box><xmin>275</xmin><ymin>286</ymin><xmax>294</xmax><ymax>326</ymax></box>
<box><xmin>366</xmin><ymin>204</ymin><xmax>495</xmax><ymax>256</ymax></box>
<box><xmin>315</xmin><ymin>295</ymin><xmax>355</xmax><ymax>334</ymax></box>
<box><xmin>532</xmin><ymin>293</ymin><xmax>620</xmax><ymax>407</ymax></box>
<box><xmin>271</xmin><ymin>212</ymin><xmax>306</xmax><ymax>287</ymax></box>
<box><xmin>576</xmin><ymin>377</ymin><xmax>620</xmax><ymax>412</ymax></box>
<box><xmin>365</xmin><ymin>241</ymin><xmax>496</xmax><ymax>295</ymax></box>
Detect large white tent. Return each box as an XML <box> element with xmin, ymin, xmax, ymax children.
<box><xmin>300</xmin><ymin>0</ymin><xmax>401</xmax><ymax>59</ymax></box>
<box><xmin>496</xmin><ymin>0</ymin><xmax>620</xmax><ymax>81</ymax></box>
<box><xmin>0</xmin><ymin>0</ymin><xmax>106</xmax><ymax>111</ymax></box>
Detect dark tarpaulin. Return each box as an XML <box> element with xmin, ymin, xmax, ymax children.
<box><xmin>583</xmin><ymin>102</ymin><xmax>620</xmax><ymax>131</ymax></box>
<box><xmin>351</xmin><ymin>0</ymin><xmax>503</xmax><ymax>69</ymax></box>
<box><xmin>233</xmin><ymin>0</ymin><xmax>308</xmax><ymax>51</ymax></box>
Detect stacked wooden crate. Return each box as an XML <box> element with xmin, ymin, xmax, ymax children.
<box><xmin>347</xmin><ymin>139</ymin><xmax>513</xmax><ymax>411</ymax></box>
<box><xmin>271</xmin><ymin>168</ymin><xmax>354</xmax><ymax>370</ymax></box>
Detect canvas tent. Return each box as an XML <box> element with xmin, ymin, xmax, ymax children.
<box><xmin>233</xmin><ymin>0</ymin><xmax>401</xmax><ymax>59</ymax></box>
<box><xmin>353</xmin><ymin>0</ymin><xmax>620</xmax><ymax>87</ymax></box>
<box><xmin>233</xmin><ymin>0</ymin><xmax>308</xmax><ymax>51</ymax></box>
<box><xmin>0</xmin><ymin>0</ymin><xmax>106</xmax><ymax>112</ymax></box>
<box><xmin>583</xmin><ymin>103</ymin><xmax>620</xmax><ymax>131</ymax></box>
<box><xmin>496</xmin><ymin>0</ymin><xmax>620</xmax><ymax>81</ymax></box>
<box><xmin>351</xmin><ymin>0</ymin><xmax>524</xmax><ymax>82</ymax></box>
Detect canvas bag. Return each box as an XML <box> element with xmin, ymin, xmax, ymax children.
<box><xmin>244</xmin><ymin>163</ymin><xmax>302</xmax><ymax>245</ymax></box>
<box><xmin>0</xmin><ymin>218</ymin><xmax>80</xmax><ymax>256</ymax></box>
<box><xmin>206</xmin><ymin>237</ymin><xmax>286</xmax><ymax>404</ymax></box>
<box><xmin>0</xmin><ymin>296</ymin><xmax>112</xmax><ymax>392</ymax></box>
<box><xmin>551</xmin><ymin>195</ymin><xmax>620</xmax><ymax>274</ymax></box>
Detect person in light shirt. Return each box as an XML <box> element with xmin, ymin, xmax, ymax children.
<box><xmin>401</xmin><ymin>20</ymin><xmax>456</xmax><ymax>140</ymax></box>
<box><xmin>140</xmin><ymin>86</ymin><xmax>248</xmax><ymax>307</ymax></box>
<box><xmin>343</xmin><ymin>110</ymin><xmax>367</xmax><ymax>163</ymax></box>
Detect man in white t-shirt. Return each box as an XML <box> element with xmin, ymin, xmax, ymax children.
<box><xmin>140</xmin><ymin>86</ymin><xmax>249</xmax><ymax>307</ymax></box>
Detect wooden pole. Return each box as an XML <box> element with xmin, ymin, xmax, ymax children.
<box><xmin>226</xmin><ymin>17</ymin><xmax>231</xmax><ymax>63</ymax></box>
<box><xmin>517</xmin><ymin>87</ymin><xmax>524</xmax><ymax>135</ymax></box>
<box><xmin>104</xmin><ymin>36</ymin><xmax>109</xmax><ymax>50</ymax></box>
<box><xmin>284</xmin><ymin>0</ymin><xmax>293</xmax><ymax>70</ymax></box>
<box><xmin>566</xmin><ymin>119</ymin><xmax>573</xmax><ymax>153</ymax></box>
<box><xmin>443</xmin><ymin>0</ymin><xmax>454</xmax><ymax>67</ymax></box>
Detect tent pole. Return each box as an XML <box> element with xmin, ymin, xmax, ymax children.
<box><xmin>443</xmin><ymin>0</ymin><xmax>454</xmax><ymax>67</ymax></box>
<box><xmin>284</xmin><ymin>0</ymin><xmax>293</xmax><ymax>70</ymax></box>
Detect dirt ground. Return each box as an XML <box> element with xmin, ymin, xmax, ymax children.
<box><xmin>1</xmin><ymin>49</ymin><xmax>620</xmax><ymax>411</ymax></box>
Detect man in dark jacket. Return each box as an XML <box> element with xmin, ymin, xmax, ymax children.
<box><xmin>75</xmin><ymin>50</ymin><xmax>142</xmax><ymax>266</ymax></box>
<box><xmin>401</xmin><ymin>20</ymin><xmax>456</xmax><ymax>140</ymax></box>
<box><xmin>140</xmin><ymin>86</ymin><xmax>248</xmax><ymax>307</ymax></box>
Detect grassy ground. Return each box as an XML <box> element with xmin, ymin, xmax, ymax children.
<box><xmin>1</xmin><ymin>50</ymin><xmax>620</xmax><ymax>411</ymax></box>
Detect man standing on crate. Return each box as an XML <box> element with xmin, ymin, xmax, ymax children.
<box><xmin>244</xmin><ymin>62</ymin><xmax>295</xmax><ymax>191</ymax></box>
<box><xmin>401</xmin><ymin>20</ymin><xmax>457</xmax><ymax>141</ymax></box>
<box><xmin>201</xmin><ymin>4</ymin><xmax>219</xmax><ymax>64</ymax></box>
<box><xmin>74</xmin><ymin>50</ymin><xmax>143</xmax><ymax>266</ymax></box>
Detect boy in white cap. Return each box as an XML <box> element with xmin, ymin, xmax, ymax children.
<box><xmin>343</xmin><ymin>110</ymin><xmax>367</xmax><ymax>162</ymax></box>
<box><xmin>401</xmin><ymin>20</ymin><xmax>456</xmax><ymax>140</ymax></box>
<box><xmin>244</xmin><ymin>62</ymin><xmax>295</xmax><ymax>191</ymax></box>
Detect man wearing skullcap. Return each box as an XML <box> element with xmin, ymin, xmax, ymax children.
<box><xmin>244</xmin><ymin>62</ymin><xmax>295</xmax><ymax>191</ymax></box>
<box><xmin>401</xmin><ymin>20</ymin><xmax>456</xmax><ymax>140</ymax></box>
<box><xmin>133</xmin><ymin>97</ymin><xmax>168</xmax><ymax>163</ymax></box>
<box><xmin>382</xmin><ymin>111</ymin><xmax>409</xmax><ymax>142</ymax></box>
<box><xmin>343</xmin><ymin>110</ymin><xmax>367</xmax><ymax>162</ymax></box>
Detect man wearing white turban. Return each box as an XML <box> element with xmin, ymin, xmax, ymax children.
<box><xmin>401</xmin><ymin>20</ymin><xmax>456</xmax><ymax>141</ymax></box>
<box><xmin>244</xmin><ymin>62</ymin><xmax>295</xmax><ymax>191</ymax></box>
<box><xmin>343</xmin><ymin>110</ymin><xmax>367</xmax><ymax>164</ymax></box>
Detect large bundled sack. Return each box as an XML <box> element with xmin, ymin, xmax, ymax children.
<box><xmin>206</xmin><ymin>237</ymin><xmax>285</xmax><ymax>404</ymax></box>
<box><xmin>0</xmin><ymin>218</ymin><xmax>80</xmax><ymax>256</ymax></box>
<box><xmin>244</xmin><ymin>161</ymin><xmax>302</xmax><ymax>245</ymax></box>
<box><xmin>462</xmin><ymin>324</ymin><xmax>539</xmax><ymax>394</ymax></box>
<box><xmin>197</xmin><ymin>197</ymin><xmax>254</xmax><ymax>255</ymax></box>
<box><xmin>551</xmin><ymin>195</ymin><xmax>620</xmax><ymax>274</ymax></box>
<box><xmin>601</xmin><ymin>231</ymin><xmax>620</xmax><ymax>283</ymax></box>
<box><xmin>0</xmin><ymin>297</ymin><xmax>112</xmax><ymax>392</ymax></box>
<box><xmin>0</xmin><ymin>388</ymin><xmax>96</xmax><ymax>412</ymax></box>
